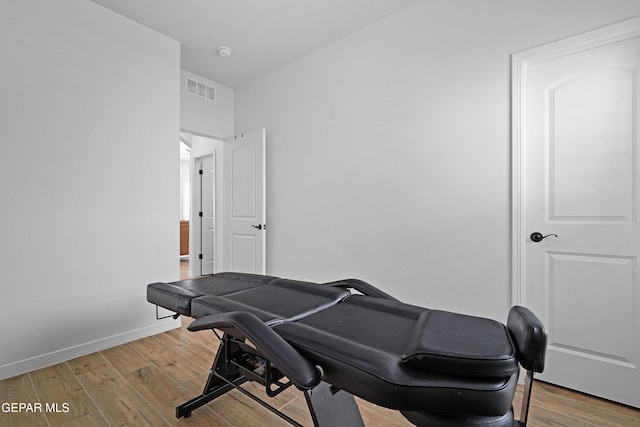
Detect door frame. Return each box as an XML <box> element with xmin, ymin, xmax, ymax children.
<box><xmin>510</xmin><ymin>16</ymin><xmax>640</xmax><ymax>306</ymax></box>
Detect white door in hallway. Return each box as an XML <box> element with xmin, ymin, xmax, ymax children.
<box><xmin>223</xmin><ymin>129</ymin><xmax>266</xmax><ymax>274</ymax></box>
<box><xmin>200</xmin><ymin>154</ymin><xmax>215</xmax><ymax>275</ymax></box>
<box><xmin>513</xmin><ymin>18</ymin><xmax>640</xmax><ymax>408</ymax></box>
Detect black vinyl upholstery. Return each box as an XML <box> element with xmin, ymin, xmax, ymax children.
<box><xmin>191</xmin><ymin>279</ymin><xmax>350</xmax><ymax>323</ymax></box>
<box><xmin>401</xmin><ymin>310</ymin><xmax>517</xmax><ymax>377</ymax></box>
<box><xmin>147</xmin><ymin>272</ymin><xmax>279</xmax><ymax>316</ymax></box>
<box><xmin>507</xmin><ymin>306</ymin><xmax>547</xmax><ymax>373</ymax></box>
<box><xmin>273</xmin><ymin>295</ymin><xmax>518</xmax><ymax>416</ymax></box>
<box><xmin>146</xmin><ymin>273</ymin><xmax>546</xmax><ymax>425</ymax></box>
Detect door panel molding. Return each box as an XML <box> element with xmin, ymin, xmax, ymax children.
<box><xmin>548</xmin><ymin>69</ymin><xmax>635</xmax><ymax>222</ymax></box>
<box><xmin>547</xmin><ymin>252</ymin><xmax>635</xmax><ymax>362</ymax></box>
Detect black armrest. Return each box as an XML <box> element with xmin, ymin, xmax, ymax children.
<box><xmin>323</xmin><ymin>278</ymin><xmax>400</xmax><ymax>302</ymax></box>
<box><xmin>507</xmin><ymin>306</ymin><xmax>547</xmax><ymax>373</ymax></box>
<box><xmin>188</xmin><ymin>311</ymin><xmax>321</xmax><ymax>390</ymax></box>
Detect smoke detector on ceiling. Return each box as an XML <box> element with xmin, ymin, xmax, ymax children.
<box><xmin>217</xmin><ymin>46</ymin><xmax>233</xmax><ymax>57</ymax></box>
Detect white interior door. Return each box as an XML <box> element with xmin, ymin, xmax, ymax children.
<box><xmin>223</xmin><ymin>129</ymin><xmax>266</xmax><ymax>274</ymax></box>
<box><xmin>513</xmin><ymin>18</ymin><xmax>640</xmax><ymax>408</ymax></box>
<box><xmin>200</xmin><ymin>154</ymin><xmax>215</xmax><ymax>275</ymax></box>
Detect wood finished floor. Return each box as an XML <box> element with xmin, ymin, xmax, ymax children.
<box><xmin>1</xmin><ymin>261</ymin><xmax>638</xmax><ymax>426</ymax></box>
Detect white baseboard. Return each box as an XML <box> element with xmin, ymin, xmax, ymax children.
<box><xmin>0</xmin><ymin>319</ymin><xmax>181</xmax><ymax>381</ymax></box>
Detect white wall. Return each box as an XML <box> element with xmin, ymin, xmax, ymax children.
<box><xmin>181</xmin><ymin>70</ymin><xmax>234</xmax><ymax>139</ymax></box>
<box><xmin>0</xmin><ymin>0</ymin><xmax>180</xmax><ymax>378</ymax></box>
<box><xmin>234</xmin><ymin>0</ymin><xmax>640</xmax><ymax>320</ymax></box>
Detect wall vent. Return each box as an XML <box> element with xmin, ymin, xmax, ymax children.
<box><xmin>186</xmin><ymin>78</ymin><xmax>215</xmax><ymax>101</ymax></box>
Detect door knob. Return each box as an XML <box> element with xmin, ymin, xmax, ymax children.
<box><xmin>251</xmin><ymin>224</ymin><xmax>263</xmax><ymax>230</ymax></box>
<box><xmin>530</xmin><ymin>232</ymin><xmax>558</xmax><ymax>242</ymax></box>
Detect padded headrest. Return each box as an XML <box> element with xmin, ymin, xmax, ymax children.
<box><xmin>401</xmin><ymin>310</ymin><xmax>518</xmax><ymax>377</ymax></box>
<box><xmin>506</xmin><ymin>306</ymin><xmax>547</xmax><ymax>373</ymax></box>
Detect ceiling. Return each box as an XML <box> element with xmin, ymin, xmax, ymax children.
<box><xmin>88</xmin><ymin>0</ymin><xmax>421</xmax><ymax>88</ymax></box>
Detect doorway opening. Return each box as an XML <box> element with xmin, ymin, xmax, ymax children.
<box><xmin>179</xmin><ymin>131</ymin><xmax>223</xmax><ymax>278</ymax></box>
<box><xmin>177</xmin><ymin>128</ymin><xmax>265</xmax><ymax>277</ymax></box>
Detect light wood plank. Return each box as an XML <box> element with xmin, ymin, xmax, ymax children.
<box><xmin>527</xmin><ymin>382</ymin><xmax>640</xmax><ymax>427</ymax></box>
<box><xmin>101</xmin><ymin>342</ymin><xmax>149</xmax><ymax>374</ymax></box>
<box><xmin>75</xmin><ymin>364</ymin><xmax>137</xmax><ymax>406</ymax></box>
<box><xmin>94</xmin><ymin>392</ymin><xmax>169</xmax><ymax>427</ymax></box>
<box><xmin>129</xmin><ymin>336</ymin><xmax>209</xmax><ymax>383</ymax></box>
<box><xmin>58</xmin><ymin>412</ymin><xmax>109</xmax><ymax>427</ymax></box>
<box><xmin>122</xmin><ymin>365</ymin><xmax>228</xmax><ymax>426</ymax></box>
<box><xmin>28</xmin><ymin>363</ymin><xmax>97</xmax><ymax>426</ymax></box>
<box><xmin>206</xmin><ymin>390</ymin><xmax>300</xmax><ymax>427</ymax></box>
<box><xmin>0</xmin><ymin>374</ymin><xmax>50</xmax><ymax>427</ymax></box>
<box><xmin>276</xmin><ymin>392</ymin><xmax>314</xmax><ymax>427</ymax></box>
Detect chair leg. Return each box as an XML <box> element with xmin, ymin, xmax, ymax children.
<box><xmin>175</xmin><ymin>336</ymin><xmax>246</xmax><ymax>418</ymax></box>
<box><xmin>304</xmin><ymin>381</ymin><xmax>364</xmax><ymax>427</ymax></box>
<box><xmin>519</xmin><ymin>370</ymin><xmax>534</xmax><ymax>426</ymax></box>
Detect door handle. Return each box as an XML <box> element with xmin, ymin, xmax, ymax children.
<box><xmin>530</xmin><ymin>232</ymin><xmax>558</xmax><ymax>242</ymax></box>
<box><xmin>251</xmin><ymin>224</ymin><xmax>264</xmax><ymax>230</ymax></box>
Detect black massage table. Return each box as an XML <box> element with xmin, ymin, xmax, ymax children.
<box><xmin>147</xmin><ymin>272</ymin><xmax>547</xmax><ymax>426</ymax></box>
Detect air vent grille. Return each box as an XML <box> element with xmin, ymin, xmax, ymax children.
<box><xmin>186</xmin><ymin>78</ymin><xmax>215</xmax><ymax>101</ymax></box>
